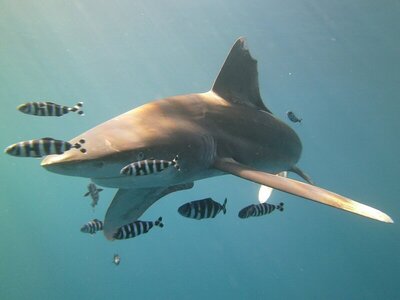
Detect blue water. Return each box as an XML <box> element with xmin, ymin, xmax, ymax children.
<box><xmin>1</xmin><ymin>1</ymin><xmax>399</xmax><ymax>299</ymax></box>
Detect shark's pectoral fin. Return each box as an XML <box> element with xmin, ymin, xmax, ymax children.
<box><xmin>103</xmin><ymin>182</ymin><xmax>194</xmax><ymax>240</ymax></box>
<box><xmin>213</xmin><ymin>158</ymin><xmax>393</xmax><ymax>223</ymax></box>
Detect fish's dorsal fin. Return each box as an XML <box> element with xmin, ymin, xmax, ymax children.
<box><xmin>212</xmin><ymin>37</ymin><xmax>271</xmax><ymax>113</ymax></box>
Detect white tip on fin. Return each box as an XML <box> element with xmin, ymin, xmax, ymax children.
<box><xmin>214</xmin><ymin>159</ymin><xmax>393</xmax><ymax>223</ymax></box>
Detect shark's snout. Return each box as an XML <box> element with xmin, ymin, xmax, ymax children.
<box><xmin>42</xmin><ymin>154</ymin><xmax>77</xmax><ymax>174</ymax></box>
<box><xmin>41</xmin><ymin>151</ymin><xmax>95</xmax><ymax>177</ymax></box>
<box><xmin>41</xmin><ymin>149</ymin><xmax>125</xmax><ymax>180</ymax></box>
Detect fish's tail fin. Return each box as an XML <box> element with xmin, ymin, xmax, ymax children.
<box><xmin>155</xmin><ymin>216</ymin><xmax>164</xmax><ymax>228</ymax></box>
<box><xmin>222</xmin><ymin>198</ymin><xmax>228</xmax><ymax>214</ymax></box>
<box><xmin>172</xmin><ymin>155</ymin><xmax>180</xmax><ymax>171</ymax></box>
<box><xmin>277</xmin><ymin>202</ymin><xmax>284</xmax><ymax>212</ymax></box>
<box><xmin>73</xmin><ymin>139</ymin><xmax>87</xmax><ymax>154</ymax></box>
<box><xmin>120</xmin><ymin>165</ymin><xmax>131</xmax><ymax>176</ymax></box>
<box><xmin>69</xmin><ymin>102</ymin><xmax>85</xmax><ymax>116</ymax></box>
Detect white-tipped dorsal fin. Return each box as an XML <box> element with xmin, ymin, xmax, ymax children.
<box><xmin>212</xmin><ymin>37</ymin><xmax>272</xmax><ymax>113</ymax></box>
<box><xmin>214</xmin><ymin>158</ymin><xmax>393</xmax><ymax>223</ymax></box>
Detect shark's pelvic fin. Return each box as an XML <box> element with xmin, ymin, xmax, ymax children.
<box><xmin>213</xmin><ymin>158</ymin><xmax>393</xmax><ymax>223</ymax></box>
<box><xmin>212</xmin><ymin>37</ymin><xmax>272</xmax><ymax>113</ymax></box>
<box><xmin>103</xmin><ymin>182</ymin><xmax>194</xmax><ymax>240</ymax></box>
<box><xmin>290</xmin><ymin>165</ymin><xmax>314</xmax><ymax>185</ymax></box>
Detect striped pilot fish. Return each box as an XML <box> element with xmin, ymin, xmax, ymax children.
<box><xmin>80</xmin><ymin>219</ymin><xmax>104</xmax><ymax>234</ymax></box>
<box><xmin>286</xmin><ymin>111</ymin><xmax>302</xmax><ymax>123</ymax></box>
<box><xmin>4</xmin><ymin>137</ymin><xmax>86</xmax><ymax>157</ymax></box>
<box><xmin>17</xmin><ymin>101</ymin><xmax>84</xmax><ymax>117</ymax></box>
<box><xmin>84</xmin><ymin>183</ymin><xmax>103</xmax><ymax>209</ymax></box>
<box><xmin>114</xmin><ymin>217</ymin><xmax>164</xmax><ymax>240</ymax></box>
<box><xmin>178</xmin><ymin>198</ymin><xmax>227</xmax><ymax>220</ymax></box>
<box><xmin>238</xmin><ymin>202</ymin><xmax>284</xmax><ymax>219</ymax></box>
<box><xmin>120</xmin><ymin>155</ymin><xmax>180</xmax><ymax>176</ymax></box>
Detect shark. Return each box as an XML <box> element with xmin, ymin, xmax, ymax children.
<box><xmin>41</xmin><ymin>38</ymin><xmax>393</xmax><ymax>240</ymax></box>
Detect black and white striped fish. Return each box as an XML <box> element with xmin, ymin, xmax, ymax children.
<box><xmin>238</xmin><ymin>202</ymin><xmax>284</xmax><ymax>219</ymax></box>
<box><xmin>4</xmin><ymin>137</ymin><xmax>86</xmax><ymax>157</ymax></box>
<box><xmin>17</xmin><ymin>101</ymin><xmax>84</xmax><ymax>117</ymax></box>
<box><xmin>84</xmin><ymin>183</ymin><xmax>103</xmax><ymax>209</ymax></box>
<box><xmin>287</xmin><ymin>111</ymin><xmax>302</xmax><ymax>123</ymax></box>
<box><xmin>80</xmin><ymin>219</ymin><xmax>103</xmax><ymax>234</ymax></box>
<box><xmin>113</xmin><ymin>217</ymin><xmax>164</xmax><ymax>240</ymax></box>
<box><xmin>178</xmin><ymin>198</ymin><xmax>227</xmax><ymax>220</ymax></box>
<box><xmin>120</xmin><ymin>155</ymin><xmax>180</xmax><ymax>176</ymax></box>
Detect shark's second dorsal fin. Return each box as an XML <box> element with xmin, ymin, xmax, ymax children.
<box><xmin>212</xmin><ymin>37</ymin><xmax>271</xmax><ymax>113</ymax></box>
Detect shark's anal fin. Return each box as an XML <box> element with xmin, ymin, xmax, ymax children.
<box><xmin>214</xmin><ymin>158</ymin><xmax>393</xmax><ymax>223</ymax></box>
<box><xmin>212</xmin><ymin>37</ymin><xmax>272</xmax><ymax>113</ymax></box>
<box><xmin>103</xmin><ymin>182</ymin><xmax>194</xmax><ymax>240</ymax></box>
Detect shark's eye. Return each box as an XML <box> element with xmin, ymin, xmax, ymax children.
<box><xmin>137</xmin><ymin>152</ymin><xmax>145</xmax><ymax>160</ymax></box>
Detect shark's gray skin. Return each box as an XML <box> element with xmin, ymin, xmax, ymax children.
<box><xmin>41</xmin><ymin>38</ymin><xmax>393</xmax><ymax>239</ymax></box>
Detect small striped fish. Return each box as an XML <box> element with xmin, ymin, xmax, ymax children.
<box><xmin>17</xmin><ymin>101</ymin><xmax>84</xmax><ymax>117</ymax></box>
<box><xmin>178</xmin><ymin>198</ymin><xmax>227</xmax><ymax>220</ymax></box>
<box><xmin>238</xmin><ymin>202</ymin><xmax>284</xmax><ymax>219</ymax></box>
<box><xmin>120</xmin><ymin>155</ymin><xmax>180</xmax><ymax>176</ymax></box>
<box><xmin>114</xmin><ymin>217</ymin><xmax>164</xmax><ymax>240</ymax></box>
<box><xmin>84</xmin><ymin>183</ymin><xmax>103</xmax><ymax>209</ymax></box>
<box><xmin>4</xmin><ymin>137</ymin><xmax>86</xmax><ymax>157</ymax></box>
<box><xmin>287</xmin><ymin>111</ymin><xmax>302</xmax><ymax>123</ymax></box>
<box><xmin>80</xmin><ymin>219</ymin><xmax>103</xmax><ymax>234</ymax></box>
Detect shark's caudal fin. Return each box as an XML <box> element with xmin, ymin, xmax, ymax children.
<box><xmin>214</xmin><ymin>158</ymin><xmax>393</xmax><ymax>223</ymax></box>
<box><xmin>212</xmin><ymin>37</ymin><xmax>272</xmax><ymax>113</ymax></box>
<box><xmin>103</xmin><ymin>182</ymin><xmax>194</xmax><ymax>240</ymax></box>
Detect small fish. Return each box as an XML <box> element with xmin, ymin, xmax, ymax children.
<box><xmin>4</xmin><ymin>137</ymin><xmax>86</xmax><ymax>157</ymax></box>
<box><xmin>178</xmin><ymin>198</ymin><xmax>227</xmax><ymax>220</ymax></box>
<box><xmin>80</xmin><ymin>219</ymin><xmax>103</xmax><ymax>234</ymax></box>
<box><xmin>113</xmin><ymin>254</ymin><xmax>121</xmax><ymax>266</ymax></box>
<box><xmin>238</xmin><ymin>202</ymin><xmax>284</xmax><ymax>219</ymax></box>
<box><xmin>120</xmin><ymin>155</ymin><xmax>180</xmax><ymax>176</ymax></box>
<box><xmin>84</xmin><ymin>183</ymin><xmax>103</xmax><ymax>209</ymax></box>
<box><xmin>114</xmin><ymin>217</ymin><xmax>164</xmax><ymax>240</ymax></box>
<box><xmin>17</xmin><ymin>101</ymin><xmax>84</xmax><ymax>117</ymax></box>
<box><xmin>287</xmin><ymin>111</ymin><xmax>302</xmax><ymax>123</ymax></box>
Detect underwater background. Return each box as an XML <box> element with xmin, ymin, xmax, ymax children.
<box><xmin>1</xmin><ymin>1</ymin><xmax>399</xmax><ymax>299</ymax></box>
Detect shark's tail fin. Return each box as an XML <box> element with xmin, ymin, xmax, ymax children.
<box><xmin>221</xmin><ymin>198</ymin><xmax>227</xmax><ymax>214</ymax></box>
<box><xmin>69</xmin><ymin>102</ymin><xmax>84</xmax><ymax>116</ymax></box>
<box><xmin>155</xmin><ymin>217</ymin><xmax>164</xmax><ymax>228</ymax></box>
